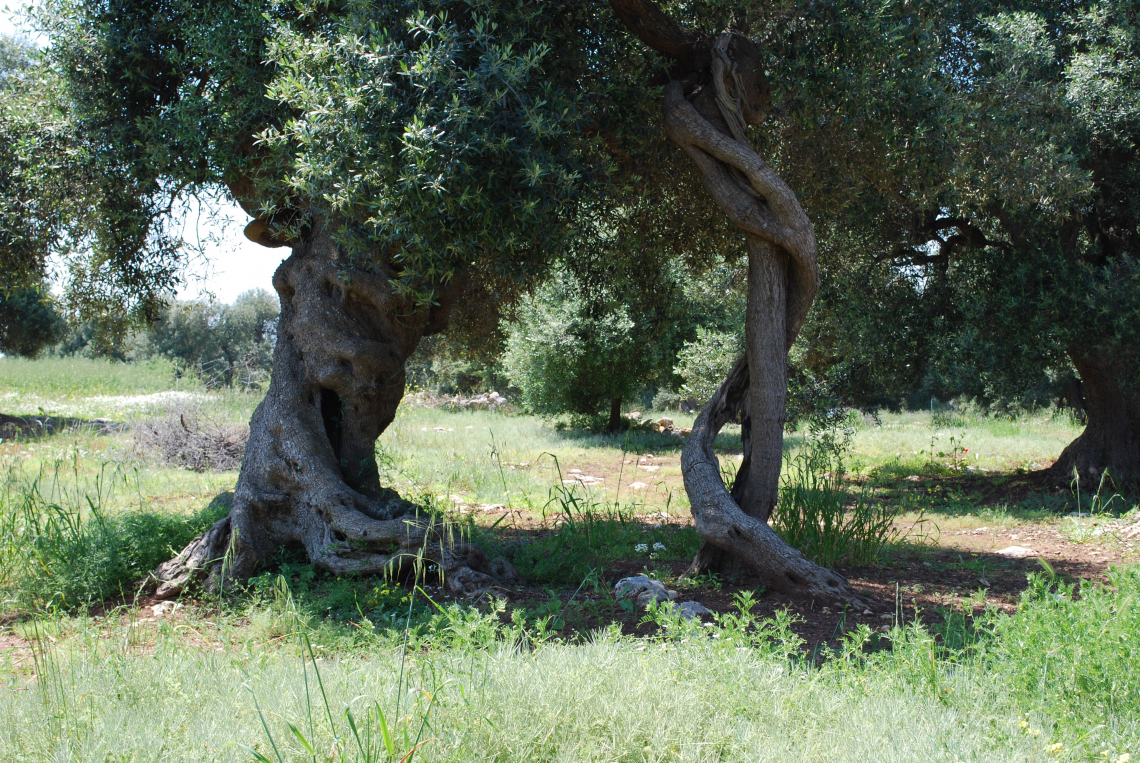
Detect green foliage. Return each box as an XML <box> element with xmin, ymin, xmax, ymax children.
<box><xmin>29</xmin><ymin>0</ymin><xmax>662</xmax><ymax>317</ymax></box>
<box><xmin>259</xmin><ymin>0</ymin><xmax>602</xmax><ymax>301</ymax></box>
<box><xmin>0</xmin><ymin>33</ymin><xmax>34</xmax><ymax>88</ymax></box>
<box><xmin>405</xmin><ymin>334</ymin><xmax>507</xmax><ymax>395</ymax></box>
<box><xmin>773</xmin><ymin>439</ymin><xmax>897</xmax><ymax>567</ymax></box>
<box><xmin>0</xmin><ymin>286</ymin><xmax>67</xmax><ymax>357</ymax></box>
<box><xmin>872</xmin><ymin>0</ymin><xmax>1140</xmax><ymax>404</ymax></box>
<box><xmin>0</xmin><ymin>33</ymin><xmax>89</xmax><ymax>298</ymax></box>
<box><xmin>989</xmin><ymin>567</ymin><xmax>1140</xmax><ymax>753</ymax></box>
<box><xmin>503</xmin><ymin>272</ymin><xmax>653</xmax><ymax>424</ymax></box>
<box><xmin>674</xmin><ymin>326</ymin><xmax>741</xmax><ymax>404</ymax></box>
<box><xmin>0</xmin><ymin>462</ymin><xmax>230</xmax><ymax>613</ymax></box>
<box><xmin>138</xmin><ymin>289</ymin><xmax>279</xmax><ymax>388</ymax></box>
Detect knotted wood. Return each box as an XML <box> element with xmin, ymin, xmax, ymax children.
<box><xmin>609</xmin><ymin>3</ymin><xmax>868</xmax><ymax>602</ymax></box>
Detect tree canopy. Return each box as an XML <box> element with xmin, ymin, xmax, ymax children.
<box><xmin>9</xmin><ymin>0</ymin><xmax>973</xmax><ymax>326</ymax></box>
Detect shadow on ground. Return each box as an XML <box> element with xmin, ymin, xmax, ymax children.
<box><xmin>0</xmin><ymin>413</ymin><xmax>122</xmax><ymax>439</ymax></box>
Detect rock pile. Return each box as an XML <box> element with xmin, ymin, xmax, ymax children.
<box><xmin>450</xmin><ymin>391</ymin><xmax>509</xmax><ymax>410</ymax></box>
<box><xmin>621</xmin><ymin>414</ymin><xmax>692</xmax><ymax>437</ymax></box>
<box><xmin>404</xmin><ymin>390</ymin><xmax>510</xmax><ymax>410</ymax></box>
<box><xmin>613</xmin><ymin>575</ymin><xmax>711</xmax><ymax>619</ymax></box>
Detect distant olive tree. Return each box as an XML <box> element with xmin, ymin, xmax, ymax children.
<box><xmin>503</xmin><ymin>272</ymin><xmax>652</xmax><ymax>432</ymax></box>
<box><xmin>140</xmin><ymin>290</ymin><xmax>278</xmax><ymax>388</ymax></box>
<box><xmin>0</xmin><ymin>287</ymin><xmax>66</xmax><ymax>357</ymax></box>
<box><xmin>675</xmin><ymin>327</ymin><xmax>742</xmax><ymax>405</ymax></box>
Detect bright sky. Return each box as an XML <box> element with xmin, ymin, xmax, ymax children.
<box><xmin>174</xmin><ymin>200</ymin><xmax>286</xmax><ymax>303</ymax></box>
<box><xmin>4</xmin><ymin>4</ymin><xmax>281</xmax><ymax>304</ymax></box>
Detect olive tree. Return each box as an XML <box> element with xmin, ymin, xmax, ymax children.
<box><xmin>921</xmin><ymin>1</ymin><xmax>1140</xmax><ymax>487</ymax></box>
<box><xmin>9</xmin><ymin>0</ymin><xmax>1002</xmax><ymax>603</ymax></box>
<box><xmin>503</xmin><ymin>271</ymin><xmax>653</xmax><ymax>432</ymax></box>
<box><xmin>20</xmin><ymin>0</ymin><xmax>669</xmax><ymax>598</ymax></box>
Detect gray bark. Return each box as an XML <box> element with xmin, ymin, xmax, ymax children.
<box><xmin>146</xmin><ymin>224</ymin><xmax>519</xmax><ymax>599</ymax></box>
<box><xmin>661</xmin><ymin>39</ymin><xmax>867</xmax><ymax>603</ymax></box>
<box><xmin>1048</xmin><ymin>348</ymin><xmax>1140</xmax><ymax>488</ymax></box>
<box><xmin>683</xmin><ymin>357</ymin><xmax>868</xmax><ymax>605</ymax></box>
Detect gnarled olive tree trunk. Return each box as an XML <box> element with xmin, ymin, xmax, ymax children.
<box><xmin>612</xmin><ymin>4</ymin><xmax>868</xmax><ymax>605</ymax></box>
<box><xmin>147</xmin><ymin>224</ymin><xmax>518</xmax><ymax>599</ymax></box>
<box><xmin>1048</xmin><ymin>348</ymin><xmax>1140</xmax><ymax>488</ymax></box>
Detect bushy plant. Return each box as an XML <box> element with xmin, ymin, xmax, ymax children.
<box><xmin>0</xmin><ymin>286</ymin><xmax>67</xmax><ymax>357</ymax></box>
<box><xmin>674</xmin><ymin>327</ymin><xmax>742</xmax><ymax>404</ymax></box>
<box><xmin>503</xmin><ymin>273</ymin><xmax>652</xmax><ymax>430</ymax></box>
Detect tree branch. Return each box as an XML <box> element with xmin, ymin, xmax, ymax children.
<box><xmin>608</xmin><ymin>0</ymin><xmax>714</xmax><ymax>73</ymax></box>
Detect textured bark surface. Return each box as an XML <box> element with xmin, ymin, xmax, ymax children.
<box><xmin>662</xmin><ymin>75</ymin><xmax>819</xmax><ymax>538</ymax></box>
<box><xmin>610</xmin><ymin>3</ymin><xmax>867</xmax><ymax>600</ymax></box>
<box><xmin>741</xmin><ymin>239</ymin><xmax>790</xmax><ymax>522</ymax></box>
<box><xmin>683</xmin><ymin>358</ymin><xmax>868</xmax><ymax>605</ymax></box>
<box><xmin>147</xmin><ymin>225</ymin><xmax>520</xmax><ymax>599</ymax></box>
<box><xmin>1048</xmin><ymin>349</ymin><xmax>1140</xmax><ymax>488</ymax></box>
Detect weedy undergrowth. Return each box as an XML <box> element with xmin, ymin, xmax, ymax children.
<box><xmin>505</xmin><ymin>456</ymin><xmax>699</xmax><ymax>584</ymax></box>
<box><xmin>772</xmin><ymin>441</ymin><xmax>897</xmax><ymax>567</ymax></box>
<box><xmin>0</xmin><ymin>459</ymin><xmax>228</xmax><ymax>613</ymax></box>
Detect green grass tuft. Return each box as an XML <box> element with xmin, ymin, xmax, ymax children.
<box><xmin>0</xmin><ymin>461</ymin><xmax>230</xmax><ymax>613</ymax></box>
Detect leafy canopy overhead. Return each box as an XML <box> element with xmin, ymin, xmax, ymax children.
<box><xmin>20</xmin><ymin>0</ymin><xmax>980</xmax><ymax>312</ymax></box>
<box><xmin>10</xmin><ymin>0</ymin><xmax>1134</xmax><ymax>402</ymax></box>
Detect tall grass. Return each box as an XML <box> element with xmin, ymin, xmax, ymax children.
<box><xmin>772</xmin><ymin>444</ymin><xmax>897</xmax><ymax>566</ymax></box>
<box><xmin>0</xmin><ymin>460</ymin><xmax>228</xmax><ymax>613</ymax></box>
<box><xmin>18</xmin><ymin>573</ymin><xmax>1140</xmax><ymax>762</ymax></box>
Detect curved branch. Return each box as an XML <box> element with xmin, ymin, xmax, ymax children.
<box><xmin>681</xmin><ymin>357</ymin><xmax>869</xmax><ymax>606</ymax></box>
<box><xmin>662</xmin><ymin>78</ymin><xmax>819</xmax><ymax>347</ymax></box>
<box><xmin>608</xmin><ymin>0</ymin><xmax>714</xmax><ymax>73</ymax></box>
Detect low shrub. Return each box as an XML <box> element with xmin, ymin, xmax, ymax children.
<box><xmin>135</xmin><ymin>410</ymin><xmax>248</xmax><ymax>472</ymax></box>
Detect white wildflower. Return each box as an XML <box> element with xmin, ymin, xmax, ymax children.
<box><xmin>635</xmin><ymin>543</ymin><xmax>649</xmax><ymax>553</ymax></box>
<box><xmin>653</xmin><ymin>542</ymin><xmax>666</xmax><ymax>551</ymax></box>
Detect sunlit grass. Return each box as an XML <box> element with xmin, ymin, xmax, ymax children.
<box><xmin>0</xmin><ymin>356</ymin><xmax>263</xmax><ymax>422</ymax></box>
<box><xmin>851</xmin><ymin>410</ymin><xmax>1083</xmax><ymax>473</ymax></box>
<box><xmin>379</xmin><ymin>405</ymin><xmax>702</xmax><ymax>512</ymax></box>
<box><xmin>6</xmin><ymin>569</ymin><xmax>1140</xmax><ymax>762</ymax></box>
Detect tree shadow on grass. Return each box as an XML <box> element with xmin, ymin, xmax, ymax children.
<box><xmin>868</xmin><ymin>466</ymin><xmax>1086</xmax><ymax>521</ymax></box>
<box><xmin>547</xmin><ymin>426</ymin><xmax>806</xmax><ymax>456</ymax></box>
<box><xmin>0</xmin><ymin>412</ymin><xmax>122</xmax><ymax>439</ymax></box>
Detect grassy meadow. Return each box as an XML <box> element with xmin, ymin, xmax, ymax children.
<box><xmin>0</xmin><ymin>356</ymin><xmax>1137</xmax><ymax>762</ymax></box>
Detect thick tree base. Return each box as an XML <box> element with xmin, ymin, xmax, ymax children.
<box><xmin>1046</xmin><ymin>350</ymin><xmax>1140</xmax><ymax>491</ymax></box>
<box><xmin>145</xmin><ymin>225</ymin><xmax>520</xmax><ymax>601</ymax></box>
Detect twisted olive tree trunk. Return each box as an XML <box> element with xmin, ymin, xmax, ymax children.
<box><xmin>663</xmin><ymin>76</ymin><xmax>863</xmax><ymax>603</ymax></box>
<box><xmin>147</xmin><ymin>224</ymin><xmax>518</xmax><ymax>599</ymax></box>
<box><xmin>610</xmin><ymin>1</ymin><xmax>868</xmax><ymax>604</ymax></box>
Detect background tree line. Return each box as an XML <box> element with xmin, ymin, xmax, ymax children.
<box><xmin>0</xmin><ymin>283</ymin><xmax>279</xmax><ymax>389</ymax></box>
